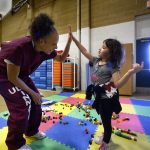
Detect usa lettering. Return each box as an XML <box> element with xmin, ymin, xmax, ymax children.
<box><xmin>8</xmin><ymin>86</ymin><xmax>31</xmax><ymax>106</ymax></box>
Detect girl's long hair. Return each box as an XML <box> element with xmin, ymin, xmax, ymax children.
<box><xmin>104</xmin><ymin>39</ymin><xmax>125</xmax><ymax>68</ymax></box>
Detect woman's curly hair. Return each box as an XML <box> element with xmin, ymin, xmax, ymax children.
<box><xmin>29</xmin><ymin>13</ymin><xmax>56</xmax><ymax>41</ymax></box>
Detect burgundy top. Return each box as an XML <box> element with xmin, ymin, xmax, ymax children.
<box><xmin>0</xmin><ymin>36</ymin><xmax>57</xmax><ymax>80</ymax></box>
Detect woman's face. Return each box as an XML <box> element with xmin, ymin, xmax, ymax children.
<box><xmin>98</xmin><ymin>42</ymin><xmax>110</xmax><ymax>60</ymax></box>
<box><xmin>39</xmin><ymin>31</ymin><xmax>59</xmax><ymax>54</ymax></box>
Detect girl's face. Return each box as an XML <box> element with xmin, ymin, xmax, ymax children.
<box><xmin>38</xmin><ymin>31</ymin><xmax>59</xmax><ymax>54</ymax></box>
<box><xmin>98</xmin><ymin>42</ymin><xmax>110</xmax><ymax>60</ymax></box>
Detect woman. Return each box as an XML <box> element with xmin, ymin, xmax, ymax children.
<box><xmin>0</xmin><ymin>13</ymin><xmax>72</xmax><ymax>150</ymax></box>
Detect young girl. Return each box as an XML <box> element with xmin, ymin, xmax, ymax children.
<box><xmin>0</xmin><ymin>14</ymin><xmax>72</xmax><ymax>150</ymax></box>
<box><xmin>70</xmin><ymin>33</ymin><xmax>143</xmax><ymax>150</ymax></box>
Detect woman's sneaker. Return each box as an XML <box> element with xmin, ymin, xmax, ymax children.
<box><xmin>27</xmin><ymin>131</ymin><xmax>46</xmax><ymax>140</ymax></box>
<box><xmin>99</xmin><ymin>142</ymin><xmax>110</xmax><ymax>150</ymax></box>
<box><xmin>94</xmin><ymin>135</ymin><xmax>103</xmax><ymax>145</ymax></box>
<box><xmin>18</xmin><ymin>144</ymin><xmax>32</xmax><ymax>150</ymax></box>
<box><xmin>32</xmin><ymin>131</ymin><xmax>46</xmax><ymax>139</ymax></box>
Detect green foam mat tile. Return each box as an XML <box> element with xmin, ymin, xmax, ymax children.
<box><xmin>68</xmin><ymin>108</ymin><xmax>99</xmax><ymax>121</ymax></box>
<box><xmin>0</xmin><ymin>111</ymin><xmax>9</xmax><ymax>120</ymax></box>
<box><xmin>67</xmin><ymin>108</ymin><xmax>86</xmax><ymax>120</ymax></box>
<box><xmin>133</xmin><ymin>105</ymin><xmax>150</xmax><ymax>117</ymax></box>
<box><xmin>30</xmin><ymin>137</ymin><xmax>75</xmax><ymax>150</ymax></box>
<box><xmin>148</xmin><ymin>135</ymin><xmax>150</xmax><ymax>143</ymax></box>
<box><xmin>45</xmin><ymin>95</ymin><xmax>68</xmax><ymax>102</ymax></box>
<box><xmin>90</xmin><ymin>109</ymin><xmax>100</xmax><ymax>119</ymax></box>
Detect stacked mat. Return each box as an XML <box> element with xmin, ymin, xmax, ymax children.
<box><xmin>62</xmin><ymin>62</ymin><xmax>77</xmax><ymax>90</ymax></box>
<box><xmin>46</xmin><ymin>60</ymin><xmax>53</xmax><ymax>89</ymax></box>
<box><xmin>31</xmin><ymin>61</ymin><xmax>47</xmax><ymax>89</ymax></box>
<box><xmin>31</xmin><ymin>60</ymin><xmax>53</xmax><ymax>89</ymax></box>
<box><xmin>53</xmin><ymin>60</ymin><xmax>62</xmax><ymax>87</ymax></box>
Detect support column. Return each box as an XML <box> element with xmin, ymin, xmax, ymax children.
<box><xmin>26</xmin><ymin>0</ymin><xmax>34</xmax><ymax>35</ymax></box>
<box><xmin>80</xmin><ymin>0</ymin><xmax>91</xmax><ymax>90</ymax></box>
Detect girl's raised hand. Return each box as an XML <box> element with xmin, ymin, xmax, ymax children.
<box><xmin>129</xmin><ymin>61</ymin><xmax>144</xmax><ymax>73</ymax></box>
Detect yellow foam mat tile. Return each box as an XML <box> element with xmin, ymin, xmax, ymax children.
<box><xmin>71</xmin><ymin>93</ymin><xmax>86</xmax><ymax>99</ymax></box>
<box><xmin>0</xmin><ymin>127</ymin><xmax>36</xmax><ymax>150</ymax></box>
<box><xmin>121</xmin><ymin>104</ymin><xmax>136</xmax><ymax>114</ymax></box>
<box><xmin>0</xmin><ymin>127</ymin><xmax>8</xmax><ymax>150</ymax></box>
<box><xmin>89</xmin><ymin>125</ymin><xmax>150</xmax><ymax>150</ymax></box>
<box><xmin>51</xmin><ymin>102</ymin><xmax>77</xmax><ymax>115</ymax></box>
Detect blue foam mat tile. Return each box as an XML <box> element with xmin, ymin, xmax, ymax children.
<box><xmin>138</xmin><ymin>115</ymin><xmax>150</xmax><ymax>135</ymax></box>
<box><xmin>83</xmin><ymin>100</ymin><xmax>94</xmax><ymax>106</ymax></box>
<box><xmin>0</xmin><ymin>117</ymin><xmax>7</xmax><ymax>128</ymax></box>
<box><xmin>58</xmin><ymin>92</ymin><xmax>74</xmax><ymax>97</ymax></box>
<box><xmin>45</xmin><ymin>116</ymin><xmax>97</xmax><ymax>150</ymax></box>
<box><xmin>131</xmin><ymin>98</ymin><xmax>150</xmax><ymax>106</ymax></box>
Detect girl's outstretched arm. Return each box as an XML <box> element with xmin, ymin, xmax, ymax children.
<box><xmin>54</xmin><ymin>26</ymin><xmax>72</xmax><ymax>62</ymax></box>
<box><xmin>112</xmin><ymin>62</ymin><xmax>144</xmax><ymax>89</ymax></box>
<box><xmin>70</xmin><ymin>27</ymin><xmax>93</xmax><ymax>61</ymax></box>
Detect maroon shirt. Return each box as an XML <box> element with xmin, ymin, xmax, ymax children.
<box><xmin>0</xmin><ymin>36</ymin><xmax>57</xmax><ymax>80</ymax></box>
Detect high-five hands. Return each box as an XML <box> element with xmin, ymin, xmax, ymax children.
<box><xmin>68</xmin><ymin>25</ymin><xmax>76</xmax><ymax>41</ymax></box>
<box><xmin>68</xmin><ymin>25</ymin><xmax>72</xmax><ymax>42</ymax></box>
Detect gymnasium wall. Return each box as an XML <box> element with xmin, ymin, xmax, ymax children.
<box><xmin>2</xmin><ymin>6</ymin><xmax>29</xmax><ymax>40</ymax></box>
<box><xmin>136</xmin><ymin>14</ymin><xmax>150</xmax><ymax>39</ymax></box>
<box><xmin>1</xmin><ymin>0</ymin><xmax>77</xmax><ymax>40</ymax></box>
<box><xmin>1</xmin><ymin>0</ymin><xmax>150</xmax><ymax>90</ymax></box>
<box><xmin>33</xmin><ymin>0</ymin><xmax>77</xmax><ymax>34</ymax></box>
<box><xmin>91</xmin><ymin>0</ymin><xmax>150</xmax><ymax>28</ymax></box>
<box><xmin>2</xmin><ymin>0</ymin><xmax>150</xmax><ymax>40</ymax></box>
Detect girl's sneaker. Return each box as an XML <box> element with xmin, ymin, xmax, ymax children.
<box><xmin>112</xmin><ymin>113</ymin><xmax>119</xmax><ymax>120</ymax></box>
<box><xmin>99</xmin><ymin>142</ymin><xmax>110</xmax><ymax>150</ymax></box>
<box><xmin>94</xmin><ymin>135</ymin><xmax>103</xmax><ymax>145</ymax></box>
<box><xmin>18</xmin><ymin>144</ymin><xmax>32</xmax><ymax>150</ymax></box>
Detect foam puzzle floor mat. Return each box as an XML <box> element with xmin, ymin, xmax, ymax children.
<box><xmin>0</xmin><ymin>92</ymin><xmax>150</xmax><ymax>150</ymax></box>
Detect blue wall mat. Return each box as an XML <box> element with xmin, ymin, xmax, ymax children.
<box><xmin>136</xmin><ymin>38</ymin><xmax>150</xmax><ymax>87</ymax></box>
<box><xmin>45</xmin><ymin>116</ymin><xmax>97</xmax><ymax>150</ymax></box>
<box><xmin>30</xmin><ymin>59</ymin><xmax>53</xmax><ymax>89</ymax></box>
